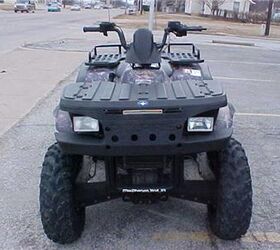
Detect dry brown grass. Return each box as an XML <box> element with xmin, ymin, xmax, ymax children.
<box><xmin>114</xmin><ymin>13</ymin><xmax>280</xmax><ymax>39</ymax></box>
<box><xmin>0</xmin><ymin>3</ymin><xmax>14</xmax><ymax>11</ymax></box>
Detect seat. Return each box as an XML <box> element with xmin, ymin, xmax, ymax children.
<box><xmin>126</xmin><ymin>28</ymin><xmax>161</xmax><ymax>65</ymax></box>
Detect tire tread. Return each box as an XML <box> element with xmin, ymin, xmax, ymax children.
<box><xmin>40</xmin><ymin>143</ymin><xmax>85</xmax><ymax>244</ymax></box>
<box><xmin>209</xmin><ymin>138</ymin><xmax>253</xmax><ymax>240</ymax></box>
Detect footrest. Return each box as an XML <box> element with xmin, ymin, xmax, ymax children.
<box><xmin>162</xmin><ymin>52</ymin><xmax>204</xmax><ymax>65</ymax></box>
<box><xmin>86</xmin><ymin>53</ymin><xmax>124</xmax><ymax>67</ymax></box>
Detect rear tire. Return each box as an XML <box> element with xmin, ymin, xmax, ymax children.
<box><xmin>40</xmin><ymin>143</ymin><xmax>85</xmax><ymax>244</ymax></box>
<box><xmin>208</xmin><ymin>138</ymin><xmax>252</xmax><ymax>240</ymax></box>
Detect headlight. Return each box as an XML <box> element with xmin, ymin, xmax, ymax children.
<box><xmin>73</xmin><ymin>116</ymin><xmax>99</xmax><ymax>132</ymax></box>
<box><xmin>187</xmin><ymin>117</ymin><xmax>214</xmax><ymax>132</ymax></box>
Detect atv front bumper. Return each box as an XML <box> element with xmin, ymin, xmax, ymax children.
<box><xmin>56</xmin><ymin>127</ymin><xmax>232</xmax><ymax>156</ymax></box>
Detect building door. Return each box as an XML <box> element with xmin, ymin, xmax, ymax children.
<box><xmin>233</xmin><ymin>1</ymin><xmax>240</xmax><ymax>13</ymax></box>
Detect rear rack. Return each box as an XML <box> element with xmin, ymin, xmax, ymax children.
<box><xmin>162</xmin><ymin>43</ymin><xmax>204</xmax><ymax>65</ymax></box>
<box><xmin>86</xmin><ymin>42</ymin><xmax>204</xmax><ymax>67</ymax></box>
<box><xmin>86</xmin><ymin>44</ymin><xmax>124</xmax><ymax>67</ymax></box>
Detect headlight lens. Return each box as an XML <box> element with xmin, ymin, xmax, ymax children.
<box><xmin>73</xmin><ymin>116</ymin><xmax>99</xmax><ymax>132</ymax></box>
<box><xmin>187</xmin><ymin>117</ymin><xmax>214</xmax><ymax>132</ymax></box>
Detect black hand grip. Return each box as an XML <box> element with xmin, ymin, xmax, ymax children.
<box><xmin>83</xmin><ymin>26</ymin><xmax>101</xmax><ymax>32</ymax></box>
<box><xmin>185</xmin><ymin>26</ymin><xmax>207</xmax><ymax>31</ymax></box>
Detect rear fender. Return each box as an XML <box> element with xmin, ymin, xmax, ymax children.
<box><xmin>199</xmin><ymin>63</ymin><xmax>213</xmax><ymax>80</ymax></box>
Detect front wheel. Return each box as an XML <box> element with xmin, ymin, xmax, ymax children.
<box><xmin>208</xmin><ymin>138</ymin><xmax>252</xmax><ymax>240</ymax></box>
<box><xmin>40</xmin><ymin>143</ymin><xmax>85</xmax><ymax>244</ymax></box>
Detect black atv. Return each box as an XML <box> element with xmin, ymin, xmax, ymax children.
<box><xmin>40</xmin><ymin>21</ymin><xmax>252</xmax><ymax>244</ymax></box>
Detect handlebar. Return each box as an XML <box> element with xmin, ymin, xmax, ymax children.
<box><xmin>167</xmin><ymin>21</ymin><xmax>206</xmax><ymax>35</ymax></box>
<box><xmin>83</xmin><ymin>22</ymin><xmax>128</xmax><ymax>50</ymax></box>
<box><xmin>83</xmin><ymin>21</ymin><xmax>206</xmax><ymax>52</ymax></box>
<box><xmin>158</xmin><ymin>21</ymin><xmax>207</xmax><ymax>50</ymax></box>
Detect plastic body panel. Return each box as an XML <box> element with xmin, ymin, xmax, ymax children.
<box><xmin>57</xmin><ymin>77</ymin><xmax>229</xmax><ymax>156</ymax></box>
<box><xmin>56</xmin><ymin>127</ymin><xmax>232</xmax><ymax>156</ymax></box>
<box><xmin>60</xmin><ymin>78</ymin><xmax>225</xmax><ymax>114</ymax></box>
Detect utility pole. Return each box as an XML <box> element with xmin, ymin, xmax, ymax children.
<box><xmin>148</xmin><ymin>0</ymin><xmax>155</xmax><ymax>31</ymax></box>
<box><xmin>125</xmin><ymin>0</ymin><xmax>127</xmax><ymax>14</ymax></box>
<box><xmin>139</xmin><ymin>0</ymin><xmax>143</xmax><ymax>15</ymax></box>
<box><xmin>155</xmin><ymin>0</ymin><xmax>158</xmax><ymax>29</ymax></box>
<box><xmin>265</xmin><ymin>0</ymin><xmax>273</xmax><ymax>36</ymax></box>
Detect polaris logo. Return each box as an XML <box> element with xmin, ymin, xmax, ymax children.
<box><xmin>137</xmin><ymin>100</ymin><xmax>149</xmax><ymax>106</ymax></box>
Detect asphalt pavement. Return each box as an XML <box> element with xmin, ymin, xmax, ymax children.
<box><xmin>0</xmin><ymin>9</ymin><xmax>122</xmax><ymax>136</ymax></box>
<box><xmin>0</xmin><ymin>8</ymin><xmax>122</xmax><ymax>54</ymax></box>
<box><xmin>0</xmin><ymin>8</ymin><xmax>280</xmax><ymax>250</ymax></box>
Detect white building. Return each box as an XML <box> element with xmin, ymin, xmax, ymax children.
<box><xmin>185</xmin><ymin>0</ymin><xmax>251</xmax><ymax>15</ymax></box>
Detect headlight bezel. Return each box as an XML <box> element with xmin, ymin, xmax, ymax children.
<box><xmin>73</xmin><ymin>116</ymin><xmax>100</xmax><ymax>133</ymax></box>
<box><xmin>187</xmin><ymin>117</ymin><xmax>214</xmax><ymax>132</ymax></box>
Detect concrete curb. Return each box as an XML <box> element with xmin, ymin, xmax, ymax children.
<box><xmin>212</xmin><ymin>40</ymin><xmax>255</xmax><ymax>47</ymax></box>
